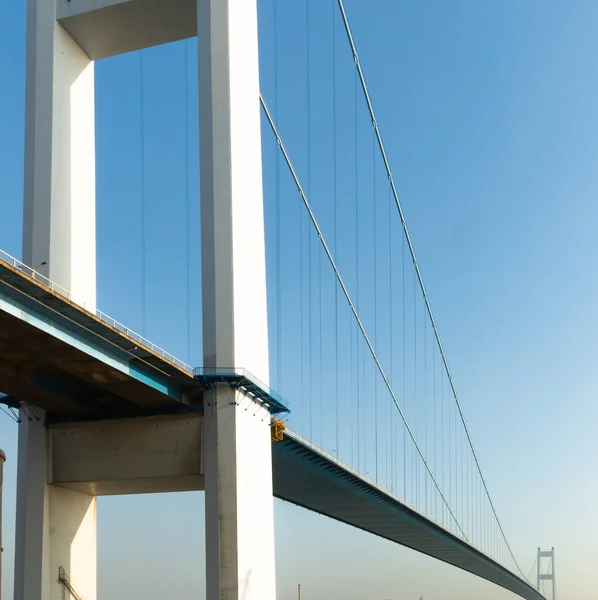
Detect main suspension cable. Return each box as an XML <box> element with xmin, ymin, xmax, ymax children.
<box><xmin>335</xmin><ymin>0</ymin><xmax>527</xmax><ymax>580</ymax></box>
<box><xmin>260</xmin><ymin>93</ymin><xmax>465</xmax><ymax>538</ymax></box>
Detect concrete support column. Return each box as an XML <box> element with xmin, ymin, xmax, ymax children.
<box><xmin>203</xmin><ymin>391</ymin><xmax>276</xmax><ymax>600</ymax></box>
<box><xmin>198</xmin><ymin>0</ymin><xmax>269</xmax><ymax>377</ymax></box>
<box><xmin>198</xmin><ymin>0</ymin><xmax>275</xmax><ymax>596</ymax></box>
<box><xmin>14</xmin><ymin>411</ymin><xmax>97</xmax><ymax>600</ymax></box>
<box><xmin>0</xmin><ymin>449</ymin><xmax>5</xmax><ymax>600</ymax></box>
<box><xmin>23</xmin><ymin>0</ymin><xmax>96</xmax><ymax>309</ymax></box>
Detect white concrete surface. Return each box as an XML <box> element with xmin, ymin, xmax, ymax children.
<box><xmin>14</xmin><ymin>401</ymin><xmax>275</xmax><ymax>600</ymax></box>
<box><xmin>48</xmin><ymin>487</ymin><xmax>96</xmax><ymax>600</ymax></box>
<box><xmin>13</xmin><ymin>410</ymin><xmax>97</xmax><ymax>600</ymax></box>
<box><xmin>57</xmin><ymin>0</ymin><xmax>197</xmax><ymax>59</ymax></box>
<box><xmin>0</xmin><ymin>449</ymin><xmax>5</xmax><ymax>600</ymax></box>
<box><xmin>49</xmin><ymin>414</ymin><xmax>205</xmax><ymax>495</ymax></box>
<box><xmin>23</xmin><ymin>0</ymin><xmax>96</xmax><ymax>310</ymax></box>
<box><xmin>198</xmin><ymin>1</ymin><xmax>276</xmax><ymax>598</ymax></box>
<box><xmin>199</xmin><ymin>0</ymin><xmax>269</xmax><ymax>384</ymax></box>
<box><xmin>203</xmin><ymin>390</ymin><xmax>277</xmax><ymax>600</ymax></box>
<box><xmin>14</xmin><ymin>411</ymin><xmax>47</xmax><ymax>600</ymax></box>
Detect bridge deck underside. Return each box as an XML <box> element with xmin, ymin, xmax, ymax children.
<box><xmin>0</xmin><ymin>307</ymin><xmax>184</xmax><ymax>420</ymax></box>
<box><xmin>0</xmin><ymin>259</ymin><xmax>198</xmax><ymax>421</ymax></box>
<box><xmin>273</xmin><ymin>432</ymin><xmax>543</xmax><ymax>600</ymax></box>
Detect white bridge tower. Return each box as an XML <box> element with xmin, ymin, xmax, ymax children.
<box><xmin>536</xmin><ymin>547</ymin><xmax>556</xmax><ymax>600</ymax></box>
<box><xmin>16</xmin><ymin>0</ymin><xmax>274</xmax><ymax>599</ymax></box>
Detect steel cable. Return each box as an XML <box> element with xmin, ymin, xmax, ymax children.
<box><xmin>260</xmin><ymin>94</ymin><xmax>466</xmax><ymax>538</ymax></box>
<box><xmin>335</xmin><ymin>0</ymin><xmax>528</xmax><ymax>579</ymax></box>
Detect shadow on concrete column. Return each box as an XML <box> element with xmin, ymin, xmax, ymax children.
<box><xmin>0</xmin><ymin>448</ymin><xmax>5</xmax><ymax>600</ymax></box>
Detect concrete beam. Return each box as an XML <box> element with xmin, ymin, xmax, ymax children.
<box><xmin>49</xmin><ymin>414</ymin><xmax>204</xmax><ymax>495</ymax></box>
<box><xmin>57</xmin><ymin>0</ymin><xmax>197</xmax><ymax>59</ymax></box>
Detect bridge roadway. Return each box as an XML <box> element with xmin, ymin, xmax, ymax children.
<box><xmin>0</xmin><ymin>254</ymin><xmax>543</xmax><ymax>600</ymax></box>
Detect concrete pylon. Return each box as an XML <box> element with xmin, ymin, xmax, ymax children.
<box><xmin>16</xmin><ymin>0</ymin><xmax>276</xmax><ymax>598</ymax></box>
<box><xmin>0</xmin><ymin>449</ymin><xmax>5</xmax><ymax>600</ymax></box>
<box><xmin>203</xmin><ymin>393</ymin><xmax>276</xmax><ymax>600</ymax></box>
<box><xmin>198</xmin><ymin>0</ymin><xmax>276</xmax><ymax>597</ymax></box>
<box><xmin>22</xmin><ymin>0</ymin><xmax>96</xmax><ymax>310</ymax></box>
<box><xmin>14</xmin><ymin>412</ymin><xmax>97</xmax><ymax>600</ymax></box>
<box><xmin>17</xmin><ymin>0</ymin><xmax>98</xmax><ymax>595</ymax></box>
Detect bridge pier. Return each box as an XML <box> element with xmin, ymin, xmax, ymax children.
<box><xmin>13</xmin><ymin>412</ymin><xmax>205</xmax><ymax>600</ymax></box>
<box><xmin>14</xmin><ymin>411</ymin><xmax>97</xmax><ymax>600</ymax></box>
<box><xmin>204</xmin><ymin>392</ymin><xmax>276</xmax><ymax>600</ymax></box>
<box><xmin>12</xmin><ymin>402</ymin><xmax>276</xmax><ymax>600</ymax></box>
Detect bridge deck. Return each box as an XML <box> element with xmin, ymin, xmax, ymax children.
<box><xmin>0</xmin><ymin>254</ymin><xmax>541</xmax><ymax>600</ymax></box>
<box><xmin>0</xmin><ymin>255</ymin><xmax>200</xmax><ymax>421</ymax></box>
<box><xmin>273</xmin><ymin>431</ymin><xmax>544</xmax><ymax>600</ymax></box>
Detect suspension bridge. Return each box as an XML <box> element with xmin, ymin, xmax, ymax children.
<box><xmin>0</xmin><ymin>0</ymin><xmax>555</xmax><ymax>599</ymax></box>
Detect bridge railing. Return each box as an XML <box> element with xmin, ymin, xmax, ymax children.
<box><xmin>0</xmin><ymin>248</ymin><xmax>72</xmax><ymax>297</ymax></box>
<box><xmin>95</xmin><ymin>309</ymin><xmax>193</xmax><ymax>373</ymax></box>
<box><xmin>0</xmin><ymin>249</ymin><xmax>193</xmax><ymax>375</ymax></box>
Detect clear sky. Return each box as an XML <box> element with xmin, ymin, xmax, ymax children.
<box><xmin>1</xmin><ymin>1</ymin><xmax>598</xmax><ymax>599</ymax></box>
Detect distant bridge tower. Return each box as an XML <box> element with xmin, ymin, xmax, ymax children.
<box><xmin>536</xmin><ymin>547</ymin><xmax>556</xmax><ymax>599</ymax></box>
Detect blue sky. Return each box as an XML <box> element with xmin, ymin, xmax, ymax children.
<box><xmin>2</xmin><ymin>0</ymin><xmax>598</xmax><ymax>598</ymax></box>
